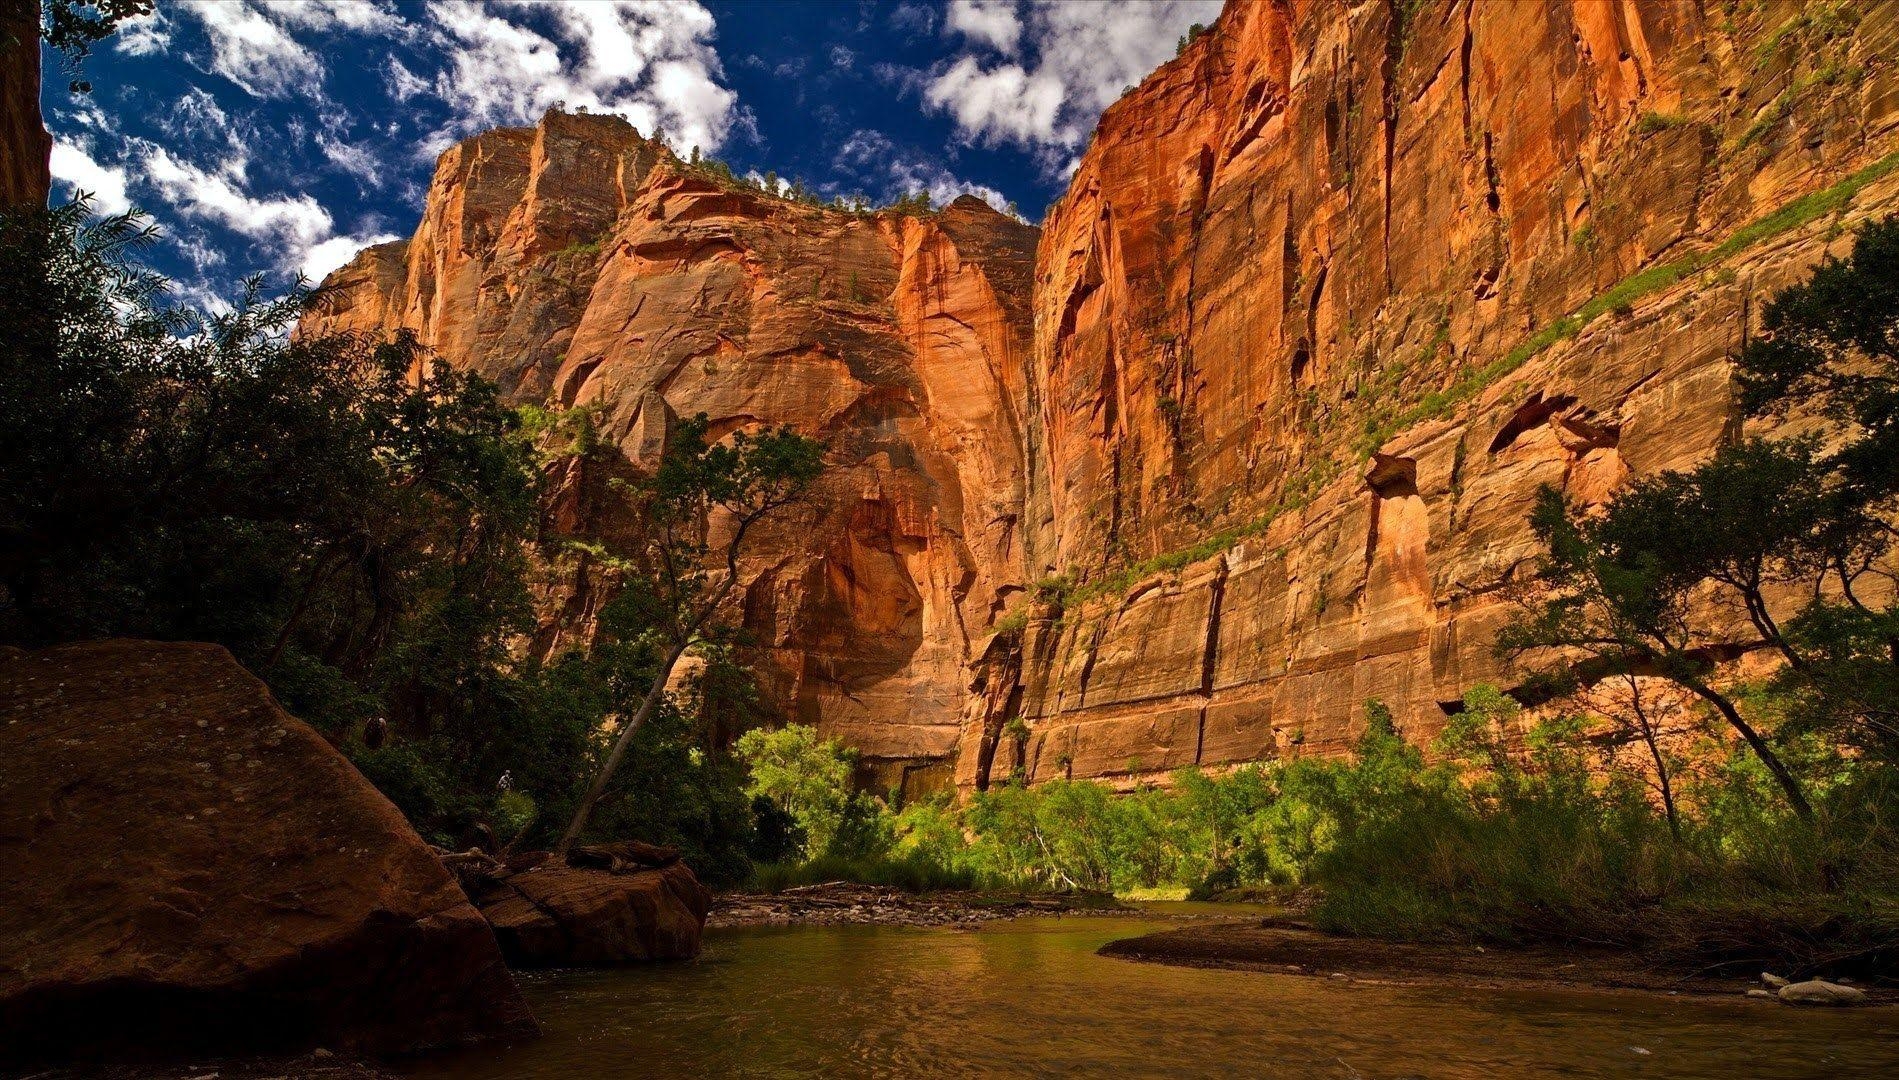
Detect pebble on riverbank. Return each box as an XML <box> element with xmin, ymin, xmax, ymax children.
<box><xmin>707</xmin><ymin>883</ymin><xmax>1123</xmax><ymax>929</ymax></box>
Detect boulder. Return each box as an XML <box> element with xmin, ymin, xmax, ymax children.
<box><xmin>461</xmin><ymin>856</ymin><xmax>710</xmax><ymax>968</ymax></box>
<box><xmin>0</xmin><ymin>640</ymin><xmax>538</xmax><ymax>1067</ymax></box>
<box><xmin>1778</xmin><ymin>980</ymin><xmax>1870</xmax><ymax>1006</ymax></box>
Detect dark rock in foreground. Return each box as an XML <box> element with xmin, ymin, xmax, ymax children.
<box><xmin>0</xmin><ymin>640</ymin><xmax>539</xmax><ymax>1067</ymax></box>
<box><xmin>453</xmin><ymin>845</ymin><xmax>710</xmax><ymax>967</ymax></box>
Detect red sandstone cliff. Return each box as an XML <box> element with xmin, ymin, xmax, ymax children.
<box><xmin>1</xmin><ymin>0</ymin><xmax>50</xmax><ymax>206</ymax></box>
<box><xmin>984</xmin><ymin>0</ymin><xmax>1899</xmax><ymax>789</ymax></box>
<box><xmin>310</xmin><ymin>1</ymin><xmax>1899</xmax><ymax>793</ymax></box>
<box><xmin>304</xmin><ymin>112</ymin><xmax>1038</xmax><ymax>795</ymax></box>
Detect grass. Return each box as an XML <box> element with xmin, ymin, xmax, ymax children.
<box><xmin>1032</xmin><ymin>149</ymin><xmax>1899</xmax><ymax>618</ymax></box>
<box><xmin>551</xmin><ymin>235</ymin><xmax>606</xmax><ymax>259</ymax></box>
<box><xmin>1046</xmin><ymin>458</ymin><xmax>1339</xmax><ymax>611</ymax></box>
<box><xmin>1636</xmin><ymin>112</ymin><xmax>1691</xmax><ymax>135</ymax></box>
<box><xmin>745</xmin><ymin>850</ymin><xmax>994</xmax><ymax>893</ymax></box>
<box><xmin>1119</xmin><ymin>885</ymin><xmax>1192</xmax><ymax>901</ymax></box>
<box><xmin>1352</xmin><ymin>148</ymin><xmax>1899</xmax><ymax>457</ymax></box>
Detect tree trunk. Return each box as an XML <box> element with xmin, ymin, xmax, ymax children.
<box><xmin>1626</xmin><ymin>678</ymin><xmax>1681</xmax><ymax>840</ymax></box>
<box><xmin>1682</xmin><ymin>677</ymin><xmax>1814</xmax><ymax>822</ymax></box>
<box><xmin>554</xmin><ymin>641</ymin><xmax>689</xmax><ymax>856</ymax></box>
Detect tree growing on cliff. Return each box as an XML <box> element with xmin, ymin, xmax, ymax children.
<box><xmin>554</xmin><ymin>414</ymin><xmax>825</xmax><ymax>854</ymax></box>
<box><xmin>1501</xmin><ymin>216</ymin><xmax>1899</xmax><ymax>819</ymax></box>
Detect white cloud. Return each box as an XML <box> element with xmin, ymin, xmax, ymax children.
<box><xmin>142</xmin><ymin>144</ymin><xmax>333</xmax><ymax>256</ymax></box>
<box><xmin>923</xmin><ymin>0</ymin><xmax>1221</xmax><ymax>170</ymax></box>
<box><xmin>422</xmin><ymin>0</ymin><xmax>737</xmax><ymax>154</ymax></box>
<box><xmin>924</xmin><ymin>56</ymin><xmax>1062</xmax><ymax>147</ymax></box>
<box><xmin>176</xmin><ymin>0</ymin><xmax>325</xmax><ymax>98</ymax></box>
<box><xmin>138</xmin><ymin>141</ymin><xmax>398</xmax><ymax>284</ymax></box>
<box><xmin>49</xmin><ymin>139</ymin><xmax>132</xmax><ymax>216</ymax></box>
<box><xmin>888</xmin><ymin>2</ymin><xmax>936</xmax><ymax>37</ymax></box>
<box><xmin>300</xmin><ymin>232</ymin><xmax>402</xmax><ymax>282</ymax></box>
<box><xmin>113</xmin><ymin>9</ymin><xmax>172</xmax><ymax>57</ymax></box>
<box><xmin>385</xmin><ymin>56</ymin><xmax>429</xmax><ymax>102</ymax></box>
<box><xmin>268</xmin><ymin>0</ymin><xmax>410</xmax><ymax>35</ymax></box>
<box><xmin>945</xmin><ymin>0</ymin><xmax>1021</xmax><ymax>54</ymax></box>
<box><xmin>317</xmin><ymin>131</ymin><xmax>382</xmax><ymax>185</ymax></box>
<box><xmin>834</xmin><ymin>129</ymin><xmax>1021</xmax><ymax>219</ymax></box>
<box><xmin>171</xmin><ymin>2</ymin><xmax>412</xmax><ymax>98</ymax></box>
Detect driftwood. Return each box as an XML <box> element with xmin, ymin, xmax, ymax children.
<box><xmin>565</xmin><ymin>840</ymin><xmax>682</xmax><ymax>873</ymax></box>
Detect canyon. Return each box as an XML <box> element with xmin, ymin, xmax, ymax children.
<box><xmin>305</xmin><ymin>0</ymin><xmax>1899</xmax><ymax>796</ymax></box>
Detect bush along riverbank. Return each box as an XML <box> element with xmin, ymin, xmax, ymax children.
<box><xmin>734</xmin><ymin>221</ymin><xmax>1899</xmax><ymax>987</ymax></box>
<box><xmin>742</xmin><ymin>693</ymin><xmax>1899</xmax><ymax>984</ymax></box>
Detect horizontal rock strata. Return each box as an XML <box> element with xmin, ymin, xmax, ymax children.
<box><xmin>307</xmin><ymin>1</ymin><xmax>1899</xmax><ymax>791</ymax></box>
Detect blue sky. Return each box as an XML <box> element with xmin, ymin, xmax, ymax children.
<box><xmin>43</xmin><ymin>0</ymin><xmax>1220</xmax><ymax>307</ymax></box>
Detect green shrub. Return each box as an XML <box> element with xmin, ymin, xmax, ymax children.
<box><xmin>1636</xmin><ymin>111</ymin><xmax>1690</xmax><ymax>134</ymax></box>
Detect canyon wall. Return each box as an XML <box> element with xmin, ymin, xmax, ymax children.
<box><xmin>977</xmin><ymin>0</ymin><xmax>1899</xmax><ymax>789</ymax></box>
<box><xmin>309</xmin><ymin>1</ymin><xmax>1899</xmax><ymax>793</ymax></box>
<box><xmin>304</xmin><ymin>111</ymin><xmax>1039</xmax><ymax>795</ymax></box>
<box><xmin>1</xmin><ymin>0</ymin><xmax>49</xmax><ymax>207</ymax></box>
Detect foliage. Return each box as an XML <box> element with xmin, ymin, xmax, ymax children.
<box><xmin>1174</xmin><ymin>22</ymin><xmax>1205</xmax><ymax>56</ymax></box>
<box><xmin>1729</xmin><ymin>216</ymin><xmax>1899</xmax><ymax>763</ymax></box>
<box><xmin>0</xmin><ymin>200</ymin><xmax>541</xmax><ymax>755</ymax></box>
<box><xmin>0</xmin><ymin>199</ymin><xmax>779</xmax><ymax>882</ymax></box>
<box><xmin>735</xmin><ymin>723</ymin><xmax>888</xmax><ymax>860</ymax></box>
<box><xmin>739</xmin><ymin>685</ymin><xmax>1897</xmax><ymax>972</ymax></box>
<box><xmin>37</xmin><ymin>0</ymin><xmax>152</xmax><ymax>92</ymax></box>
<box><xmin>1502</xmin><ymin>216</ymin><xmax>1899</xmax><ymax>827</ymax></box>
<box><xmin>554</xmin><ymin>413</ymin><xmax>824</xmax><ymax>851</ymax></box>
<box><xmin>1636</xmin><ymin>111</ymin><xmax>1691</xmax><ymax>134</ymax></box>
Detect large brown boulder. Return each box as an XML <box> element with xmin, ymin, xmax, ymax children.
<box><xmin>461</xmin><ymin>852</ymin><xmax>710</xmax><ymax>968</ymax></box>
<box><xmin>0</xmin><ymin>640</ymin><xmax>539</xmax><ymax>1066</ymax></box>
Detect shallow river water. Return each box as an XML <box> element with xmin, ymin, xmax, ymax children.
<box><xmin>404</xmin><ymin>907</ymin><xmax>1899</xmax><ymax>1079</ymax></box>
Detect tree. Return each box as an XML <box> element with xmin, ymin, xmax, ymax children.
<box><xmin>37</xmin><ymin>0</ymin><xmax>153</xmax><ymax>92</ymax></box>
<box><xmin>0</xmin><ymin>198</ymin><xmax>564</xmax><ymax>846</ymax></box>
<box><xmin>1502</xmin><ymin>216</ymin><xmax>1899</xmax><ymax>817</ymax></box>
<box><xmin>1733</xmin><ymin>216</ymin><xmax>1899</xmax><ymax>764</ymax></box>
<box><xmin>734</xmin><ymin>723</ymin><xmax>857</xmax><ymax>858</ymax></box>
<box><xmin>1501</xmin><ymin>478</ymin><xmax>1817</xmax><ymax>820</ymax></box>
<box><xmin>1589</xmin><ymin>673</ymin><xmax>1691</xmax><ymax>839</ymax></box>
<box><xmin>554</xmin><ymin>414</ymin><xmax>824</xmax><ymax>853</ymax></box>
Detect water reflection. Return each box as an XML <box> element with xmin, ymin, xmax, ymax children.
<box><xmin>404</xmin><ymin>911</ymin><xmax>1899</xmax><ymax>1079</ymax></box>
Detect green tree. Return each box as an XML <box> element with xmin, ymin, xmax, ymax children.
<box><xmin>554</xmin><ymin>414</ymin><xmax>824</xmax><ymax>852</ymax></box>
<box><xmin>0</xmin><ymin>198</ymin><xmax>555</xmax><ymax>843</ymax></box>
<box><xmin>734</xmin><ymin>723</ymin><xmax>858</xmax><ymax>858</ymax></box>
<box><xmin>1732</xmin><ymin>216</ymin><xmax>1899</xmax><ymax>764</ymax></box>
<box><xmin>31</xmin><ymin>0</ymin><xmax>153</xmax><ymax>93</ymax></box>
<box><xmin>1501</xmin><ymin>474</ymin><xmax>1817</xmax><ymax>819</ymax></box>
<box><xmin>1502</xmin><ymin>217</ymin><xmax>1899</xmax><ymax>817</ymax></box>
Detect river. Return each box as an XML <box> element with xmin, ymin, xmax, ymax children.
<box><xmin>404</xmin><ymin>906</ymin><xmax>1899</xmax><ymax>1078</ymax></box>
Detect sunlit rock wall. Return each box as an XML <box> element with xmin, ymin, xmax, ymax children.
<box><xmin>967</xmin><ymin>0</ymin><xmax>1899</xmax><ymax>790</ymax></box>
<box><xmin>305</xmin><ymin>111</ymin><xmax>1039</xmax><ymax>796</ymax></box>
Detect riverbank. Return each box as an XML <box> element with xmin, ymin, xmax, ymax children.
<box><xmin>1100</xmin><ymin>918</ymin><xmax>1899</xmax><ymax>1004</ymax></box>
<box><xmin>709</xmin><ymin>882</ymin><xmax>1128</xmax><ymax>928</ymax></box>
<box><xmin>11</xmin><ymin>1051</ymin><xmax>395</xmax><ymax>1080</ymax></box>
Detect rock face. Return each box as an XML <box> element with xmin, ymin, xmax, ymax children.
<box><xmin>308</xmin><ymin>1</ymin><xmax>1899</xmax><ymax>790</ymax></box>
<box><xmin>466</xmin><ymin>860</ymin><xmax>711</xmax><ymax>968</ymax></box>
<box><xmin>0</xmin><ymin>640</ymin><xmax>538</xmax><ymax>1065</ymax></box>
<box><xmin>304</xmin><ymin>110</ymin><xmax>1038</xmax><ymax>796</ymax></box>
<box><xmin>1</xmin><ymin>0</ymin><xmax>51</xmax><ymax>206</ymax></box>
<box><xmin>977</xmin><ymin>0</ymin><xmax>1899</xmax><ymax>788</ymax></box>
